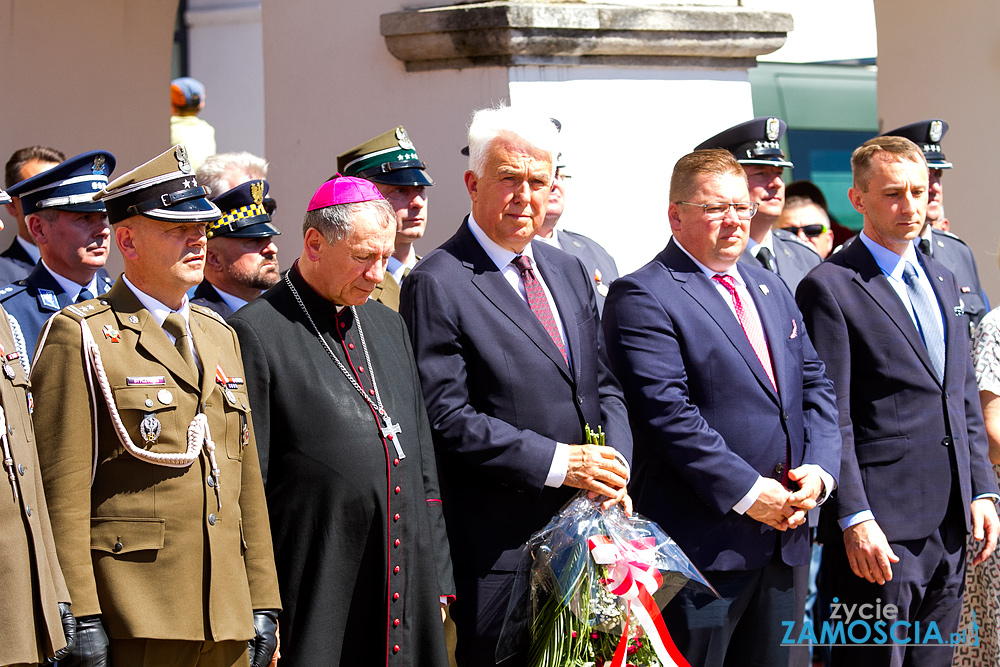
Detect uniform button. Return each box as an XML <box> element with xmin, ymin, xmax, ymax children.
<box><xmin>358</xmin><ymin>366</ymin><xmax>365</xmax><ymax>373</ymax></box>
<box><xmin>393</xmin><ymin>645</ymin><xmax>400</xmax><ymax>653</ymax></box>
<box><xmin>393</xmin><ymin>592</ymin><xmax>400</xmax><ymax>600</ymax></box>
<box><xmin>208</xmin><ymin>476</ymin><xmax>216</xmax><ymax>487</ymax></box>
<box><xmin>393</xmin><ymin>458</ymin><xmax>400</xmax><ymax>466</ymax></box>
<box><xmin>113</xmin><ymin>541</ymin><xmax>123</xmax><ymax>553</ymax></box>
<box><xmin>775</xmin><ymin>463</ymin><xmax>784</xmax><ymax>475</ymax></box>
<box><xmin>782</xmin><ymin>411</ymin><xmax>789</xmax><ymax>421</ymax></box>
<box><xmin>25</xmin><ymin>505</ymin><xmax>31</xmax><ymax>516</ymax></box>
<box><xmin>394</xmin><ymin>513</ymin><xmax>400</xmax><ymax>522</ymax></box>
<box><xmin>394</xmin><ymin>538</ymin><xmax>401</xmax><ymax>547</ymax></box>
<box><xmin>348</xmin><ymin>343</ymin><xmax>355</xmax><ymax>350</ymax></box>
<box><xmin>943</xmin><ymin>391</ymin><xmax>950</xmax><ymax>399</ymax></box>
<box><xmin>942</xmin><ymin>436</ymin><xmax>953</xmax><ymax>447</ymax></box>
<box><xmin>7</xmin><ymin>425</ymin><xmax>12</xmax><ymax>434</ymax></box>
<box><xmin>208</xmin><ymin>513</ymin><xmax>217</xmax><ymax>525</ymax></box>
<box><xmin>394</xmin><ymin>565</ymin><xmax>400</xmax><ymax>574</ymax></box>
<box><xmin>394</xmin><ymin>486</ymin><xmax>401</xmax><ymax>494</ymax></box>
<box><xmin>340</xmin><ymin>322</ymin><xmax>346</xmax><ymax>328</ymax></box>
<box><xmin>145</xmin><ymin>399</ymin><xmax>154</xmax><ymax>408</ymax></box>
<box><xmin>17</xmin><ymin>463</ymin><xmax>25</xmax><ymax>476</ymax></box>
<box><xmin>393</xmin><ymin>618</ymin><xmax>400</xmax><ymax>627</ymax></box>
<box><xmin>576</xmin><ymin>396</ymin><xmax>583</xmax><ymax>405</ymax></box>
<box><xmin>369</xmin><ymin>389</ymin><xmax>375</xmax><ymax>396</ymax></box>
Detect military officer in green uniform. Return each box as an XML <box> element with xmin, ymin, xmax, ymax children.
<box><xmin>337</xmin><ymin>126</ymin><xmax>434</xmax><ymax>311</ymax></box>
<box><xmin>0</xmin><ymin>182</ymin><xmax>76</xmax><ymax>666</ymax></box>
<box><xmin>30</xmin><ymin>146</ymin><xmax>281</xmax><ymax>667</ymax></box>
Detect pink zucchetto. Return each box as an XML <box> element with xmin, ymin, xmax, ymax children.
<box><xmin>307</xmin><ymin>174</ymin><xmax>385</xmax><ymax>211</ymax></box>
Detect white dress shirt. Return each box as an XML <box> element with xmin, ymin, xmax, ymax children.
<box><xmin>123</xmin><ymin>274</ymin><xmax>201</xmax><ymax>371</ymax></box>
<box><xmin>41</xmin><ymin>260</ymin><xmax>101</xmax><ymax>301</ymax></box>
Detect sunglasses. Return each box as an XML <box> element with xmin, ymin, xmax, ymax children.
<box><xmin>784</xmin><ymin>223</ymin><xmax>829</xmax><ymax>238</ymax></box>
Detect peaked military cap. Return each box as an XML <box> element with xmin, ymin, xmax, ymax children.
<box><xmin>337</xmin><ymin>126</ymin><xmax>434</xmax><ymax>187</ymax></box>
<box><xmin>94</xmin><ymin>145</ymin><xmax>221</xmax><ymax>225</ymax></box>
<box><xmin>880</xmin><ymin>119</ymin><xmax>952</xmax><ymax>169</ymax></box>
<box><xmin>7</xmin><ymin>150</ymin><xmax>115</xmax><ymax>215</ymax></box>
<box><xmin>695</xmin><ymin>116</ymin><xmax>794</xmax><ymax>169</ymax></box>
<box><xmin>207</xmin><ymin>179</ymin><xmax>281</xmax><ymax>239</ymax></box>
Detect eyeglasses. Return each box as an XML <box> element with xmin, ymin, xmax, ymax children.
<box><xmin>675</xmin><ymin>201</ymin><xmax>758</xmax><ymax>220</ymax></box>
<box><xmin>782</xmin><ymin>223</ymin><xmax>830</xmax><ymax>238</ymax></box>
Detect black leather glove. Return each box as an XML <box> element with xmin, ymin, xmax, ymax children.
<box><xmin>60</xmin><ymin>615</ymin><xmax>109</xmax><ymax>667</ymax></box>
<box><xmin>52</xmin><ymin>602</ymin><xmax>77</xmax><ymax>660</ymax></box>
<box><xmin>248</xmin><ymin>609</ymin><xmax>279</xmax><ymax>667</ymax></box>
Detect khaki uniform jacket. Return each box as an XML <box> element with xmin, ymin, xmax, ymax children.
<box><xmin>0</xmin><ymin>305</ymin><xmax>70</xmax><ymax>665</ymax></box>
<box><xmin>30</xmin><ymin>279</ymin><xmax>280</xmax><ymax>642</ymax></box>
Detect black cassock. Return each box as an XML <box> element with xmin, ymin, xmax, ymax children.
<box><xmin>229</xmin><ymin>266</ymin><xmax>454</xmax><ymax>667</ymax></box>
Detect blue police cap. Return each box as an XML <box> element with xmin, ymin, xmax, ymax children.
<box><xmin>207</xmin><ymin>180</ymin><xmax>280</xmax><ymax>239</ymax></box>
<box><xmin>880</xmin><ymin>119</ymin><xmax>952</xmax><ymax>169</ymax></box>
<box><xmin>0</xmin><ymin>187</ymin><xmax>9</xmax><ymax>206</ymax></box>
<box><xmin>695</xmin><ymin>117</ymin><xmax>793</xmax><ymax>169</ymax></box>
<box><xmin>7</xmin><ymin>150</ymin><xmax>115</xmax><ymax>215</ymax></box>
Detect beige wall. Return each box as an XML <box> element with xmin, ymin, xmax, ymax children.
<box><xmin>0</xmin><ymin>0</ymin><xmax>180</xmax><ymax>278</ymax></box>
<box><xmin>876</xmin><ymin>0</ymin><xmax>1000</xmax><ymax>303</ymax></box>
<box><xmin>261</xmin><ymin>1</ymin><xmax>510</xmax><ymax>263</ymax></box>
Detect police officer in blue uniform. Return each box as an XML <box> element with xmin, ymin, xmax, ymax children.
<box><xmin>881</xmin><ymin>119</ymin><xmax>989</xmax><ymax>338</ymax></box>
<box><xmin>0</xmin><ymin>151</ymin><xmax>115</xmax><ymax>363</ymax></box>
<box><xmin>191</xmin><ymin>179</ymin><xmax>281</xmax><ymax>318</ymax></box>
<box><xmin>696</xmin><ymin>117</ymin><xmax>821</xmax><ymax>293</ymax></box>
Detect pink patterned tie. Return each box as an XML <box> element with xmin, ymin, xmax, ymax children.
<box><xmin>512</xmin><ymin>255</ymin><xmax>568</xmax><ymax>365</ymax></box>
<box><xmin>713</xmin><ymin>274</ymin><xmax>776</xmax><ymax>391</ymax></box>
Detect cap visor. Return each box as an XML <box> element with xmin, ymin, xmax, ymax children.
<box><xmin>220</xmin><ymin>220</ymin><xmax>282</xmax><ymax>238</ymax></box>
<box><xmin>368</xmin><ymin>168</ymin><xmax>434</xmax><ymax>187</ymax></box>
<box><xmin>738</xmin><ymin>158</ymin><xmax>794</xmax><ymax>169</ymax></box>
<box><xmin>142</xmin><ymin>198</ymin><xmax>222</xmax><ymax>223</ymax></box>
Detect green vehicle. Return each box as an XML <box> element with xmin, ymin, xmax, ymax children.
<box><xmin>750</xmin><ymin>61</ymin><xmax>878</xmax><ymax>231</ymax></box>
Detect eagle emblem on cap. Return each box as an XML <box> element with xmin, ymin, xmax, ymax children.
<box><xmin>92</xmin><ymin>156</ymin><xmax>106</xmax><ymax>174</ymax></box>
<box><xmin>395</xmin><ymin>127</ymin><xmax>415</xmax><ymax>150</ymax></box>
<box><xmin>251</xmin><ymin>181</ymin><xmax>264</xmax><ymax>205</ymax></box>
<box><xmin>765</xmin><ymin>118</ymin><xmax>781</xmax><ymax>141</ymax></box>
<box><xmin>175</xmin><ymin>145</ymin><xmax>192</xmax><ymax>173</ymax></box>
<box><xmin>929</xmin><ymin>120</ymin><xmax>944</xmax><ymax>143</ymax></box>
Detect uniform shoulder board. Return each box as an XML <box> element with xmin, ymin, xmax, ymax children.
<box><xmin>933</xmin><ymin>228</ymin><xmax>967</xmax><ymax>245</ymax></box>
<box><xmin>190</xmin><ymin>303</ymin><xmax>226</xmax><ymax>324</ymax></box>
<box><xmin>63</xmin><ymin>299</ymin><xmax>112</xmax><ymax>321</ymax></box>
<box><xmin>0</xmin><ymin>282</ymin><xmax>28</xmax><ymax>302</ymax></box>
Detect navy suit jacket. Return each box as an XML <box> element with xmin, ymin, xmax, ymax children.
<box><xmin>0</xmin><ymin>237</ymin><xmax>36</xmax><ymax>286</ymax></box>
<box><xmin>191</xmin><ymin>280</ymin><xmax>235</xmax><ymax>319</ymax></box>
<box><xmin>399</xmin><ymin>218</ymin><xmax>632</xmax><ymax>573</ymax></box>
<box><xmin>603</xmin><ymin>238</ymin><xmax>840</xmax><ymax>572</ymax></box>
<box><xmin>0</xmin><ymin>263</ymin><xmax>112</xmax><ymax>360</ymax></box>
<box><xmin>796</xmin><ymin>238</ymin><xmax>996</xmax><ymax>544</ymax></box>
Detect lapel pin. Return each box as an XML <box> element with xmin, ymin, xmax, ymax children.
<box><xmin>759</xmin><ymin>284</ymin><xmax>769</xmax><ymax>295</ymax></box>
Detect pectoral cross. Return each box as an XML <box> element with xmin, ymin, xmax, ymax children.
<box><xmin>381</xmin><ymin>414</ymin><xmax>405</xmax><ymax>459</ymax></box>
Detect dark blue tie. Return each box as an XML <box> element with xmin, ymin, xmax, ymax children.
<box><xmin>77</xmin><ymin>288</ymin><xmax>94</xmax><ymax>302</ymax></box>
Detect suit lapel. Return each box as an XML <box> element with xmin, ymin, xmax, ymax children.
<box><xmin>843</xmin><ymin>239</ymin><xmax>940</xmax><ymax>384</ymax></box>
<box><xmin>189</xmin><ymin>311</ymin><xmax>219</xmax><ymax>402</ymax></box>
<box><xmin>457</xmin><ymin>222</ymin><xmax>572</xmax><ymax>380</ymax></box>
<box><xmin>665</xmin><ymin>241</ymin><xmax>778</xmax><ymax>401</ymax></box>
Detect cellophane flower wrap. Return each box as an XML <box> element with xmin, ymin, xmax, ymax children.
<box><xmin>498</xmin><ymin>428</ymin><xmax>718</xmax><ymax>667</ymax></box>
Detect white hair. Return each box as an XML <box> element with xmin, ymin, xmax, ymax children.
<box><xmin>196</xmin><ymin>152</ymin><xmax>269</xmax><ymax>196</ymax></box>
<box><xmin>467</xmin><ymin>105</ymin><xmax>559</xmax><ymax>177</ymax></box>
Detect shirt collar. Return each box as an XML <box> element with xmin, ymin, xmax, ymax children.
<box><xmin>745</xmin><ymin>228</ymin><xmax>774</xmax><ymax>256</ymax></box>
<box><xmin>122</xmin><ymin>273</ymin><xmax>191</xmax><ymax>328</ymax></box>
<box><xmin>17</xmin><ymin>236</ymin><xmax>41</xmax><ymax>263</ymax></box>
<box><xmin>533</xmin><ymin>230</ymin><xmax>561</xmax><ymax>249</ymax></box>
<box><xmin>211</xmin><ymin>284</ymin><xmax>250</xmax><ymax>314</ymax></box>
<box><xmin>40</xmin><ymin>259</ymin><xmax>98</xmax><ymax>298</ymax></box>
<box><xmin>859</xmin><ymin>229</ymin><xmax>922</xmax><ymax>282</ymax></box>
<box><xmin>467</xmin><ymin>213</ymin><xmax>537</xmax><ymax>270</ymax></box>
<box><xmin>672</xmin><ymin>237</ymin><xmax>746</xmax><ymax>287</ymax></box>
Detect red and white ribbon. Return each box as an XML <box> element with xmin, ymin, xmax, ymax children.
<box><xmin>588</xmin><ymin>535</ymin><xmax>692</xmax><ymax>667</ymax></box>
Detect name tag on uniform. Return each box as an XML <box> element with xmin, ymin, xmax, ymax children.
<box><xmin>126</xmin><ymin>376</ymin><xmax>166</xmax><ymax>386</ymax></box>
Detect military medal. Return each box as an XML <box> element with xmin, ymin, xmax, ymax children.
<box><xmin>140</xmin><ymin>412</ymin><xmax>162</xmax><ymax>443</ymax></box>
<box><xmin>285</xmin><ymin>273</ymin><xmax>406</xmax><ymax>460</ymax></box>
